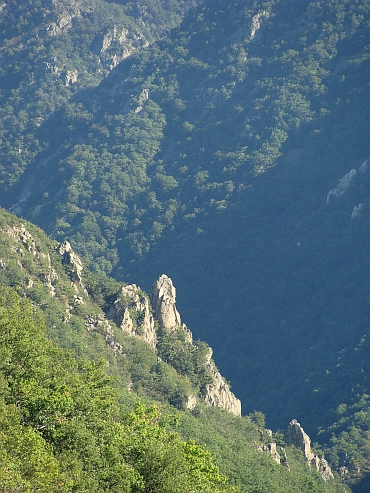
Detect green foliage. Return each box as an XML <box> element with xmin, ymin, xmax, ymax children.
<box><xmin>0</xmin><ymin>217</ymin><xmax>348</xmax><ymax>492</ymax></box>
<box><xmin>0</xmin><ymin>400</ymin><xmax>63</xmax><ymax>492</ymax></box>
<box><xmin>0</xmin><ymin>285</ymin><xmax>240</xmax><ymax>493</ymax></box>
<box><xmin>1</xmin><ymin>0</ymin><xmax>370</xmax><ymax>490</ymax></box>
<box><xmin>157</xmin><ymin>327</ymin><xmax>213</xmax><ymax>390</ymax></box>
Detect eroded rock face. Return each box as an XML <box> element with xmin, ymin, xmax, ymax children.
<box><xmin>150</xmin><ymin>274</ymin><xmax>182</xmax><ymax>330</ymax></box>
<box><xmin>184</xmin><ymin>394</ymin><xmax>197</xmax><ymax>411</ymax></box>
<box><xmin>250</xmin><ymin>11</ymin><xmax>269</xmax><ymax>39</ymax></box>
<box><xmin>85</xmin><ymin>314</ymin><xmax>123</xmax><ymax>355</ymax></box>
<box><xmin>257</xmin><ymin>442</ymin><xmax>286</xmax><ymax>465</ymax></box>
<box><xmin>107</xmin><ymin>284</ymin><xmax>157</xmax><ymax>348</ymax></box>
<box><xmin>204</xmin><ymin>366</ymin><xmax>242</xmax><ymax>416</ymax></box>
<box><xmin>284</xmin><ymin>419</ymin><xmax>334</xmax><ymax>480</ymax></box>
<box><xmin>57</xmin><ymin>240</ymin><xmax>83</xmax><ymax>284</ymax></box>
<box><xmin>8</xmin><ymin>225</ymin><xmax>39</xmax><ymax>256</ymax></box>
<box><xmin>46</xmin><ymin>0</ymin><xmax>88</xmax><ymax>35</ymax></box>
<box><xmin>7</xmin><ymin>225</ymin><xmax>58</xmax><ymax>296</ymax></box>
<box><xmin>326</xmin><ymin>169</ymin><xmax>357</xmax><ymax>203</ymax></box>
<box><xmin>151</xmin><ymin>275</ymin><xmax>241</xmax><ymax>415</ymax></box>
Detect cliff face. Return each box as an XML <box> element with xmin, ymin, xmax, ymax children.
<box><xmin>1</xmin><ymin>219</ymin><xmax>242</xmax><ymax>416</ymax></box>
<box><xmin>106</xmin><ymin>284</ymin><xmax>157</xmax><ymax>348</ymax></box>
<box><xmin>204</xmin><ymin>364</ymin><xmax>242</xmax><ymax>416</ymax></box>
<box><xmin>150</xmin><ymin>274</ymin><xmax>193</xmax><ymax>342</ymax></box>
<box><xmin>150</xmin><ymin>274</ymin><xmax>241</xmax><ymax>416</ymax></box>
<box><xmin>6</xmin><ymin>224</ymin><xmax>58</xmax><ymax>297</ymax></box>
<box><xmin>150</xmin><ymin>274</ymin><xmax>182</xmax><ymax>331</ymax></box>
<box><xmin>151</xmin><ymin>274</ymin><xmax>241</xmax><ymax>415</ymax></box>
<box><xmin>106</xmin><ymin>273</ymin><xmax>242</xmax><ymax>415</ymax></box>
<box><xmin>284</xmin><ymin>420</ymin><xmax>334</xmax><ymax>481</ymax></box>
<box><xmin>57</xmin><ymin>240</ymin><xmax>84</xmax><ymax>284</ymax></box>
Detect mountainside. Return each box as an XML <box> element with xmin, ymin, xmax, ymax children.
<box><xmin>0</xmin><ymin>206</ymin><xmax>242</xmax><ymax>415</ymax></box>
<box><xmin>0</xmin><ymin>207</ymin><xmax>345</xmax><ymax>492</ymax></box>
<box><xmin>2</xmin><ymin>0</ymin><xmax>370</xmax><ymax>490</ymax></box>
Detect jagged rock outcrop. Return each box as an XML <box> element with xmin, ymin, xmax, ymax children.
<box><xmin>7</xmin><ymin>225</ymin><xmax>58</xmax><ymax>296</ymax></box>
<box><xmin>85</xmin><ymin>314</ymin><xmax>123</xmax><ymax>355</ymax></box>
<box><xmin>46</xmin><ymin>0</ymin><xmax>88</xmax><ymax>35</ymax></box>
<box><xmin>284</xmin><ymin>419</ymin><xmax>334</xmax><ymax>480</ymax></box>
<box><xmin>255</xmin><ymin>430</ymin><xmax>289</xmax><ymax>467</ymax></box>
<box><xmin>257</xmin><ymin>442</ymin><xmax>289</xmax><ymax>467</ymax></box>
<box><xmin>326</xmin><ymin>159</ymin><xmax>368</xmax><ymax>204</ymax></box>
<box><xmin>203</xmin><ymin>348</ymin><xmax>242</xmax><ymax>416</ymax></box>
<box><xmin>326</xmin><ymin>169</ymin><xmax>357</xmax><ymax>203</ymax></box>
<box><xmin>8</xmin><ymin>225</ymin><xmax>39</xmax><ymax>256</ymax></box>
<box><xmin>204</xmin><ymin>365</ymin><xmax>242</xmax><ymax>416</ymax></box>
<box><xmin>107</xmin><ymin>284</ymin><xmax>157</xmax><ymax>348</ymax></box>
<box><xmin>150</xmin><ymin>274</ymin><xmax>182</xmax><ymax>331</ymax></box>
<box><xmin>150</xmin><ymin>274</ymin><xmax>241</xmax><ymax>415</ymax></box>
<box><xmin>351</xmin><ymin>203</ymin><xmax>363</xmax><ymax>219</ymax></box>
<box><xmin>250</xmin><ymin>11</ymin><xmax>269</xmax><ymax>39</ymax></box>
<box><xmin>57</xmin><ymin>240</ymin><xmax>83</xmax><ymax>284</ymax></box>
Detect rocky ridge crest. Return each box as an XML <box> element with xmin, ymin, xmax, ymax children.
<box><xmin>1</xmin><ymin>223</ymin><xmax>241</xmax><ymax>416</ymax></box>
<box><xmin>113</xmin><ymin>273</ymin><xmax>242</xmax><ymax>415</ymax></box>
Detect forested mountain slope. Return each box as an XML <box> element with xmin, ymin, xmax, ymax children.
<box><xmin>0</xmin><ymin>207</ymin><xmax>345</xmax><ymax>492</ymax></box>
<box><xmin>1</xmin><ymin>0</ymin><xmax>370</xmax><ymax>490</ymax></box>
<box><xmin>0</xmin><ymin>0</ymin><xmax>203</xmax><ymax>189</ymax></box>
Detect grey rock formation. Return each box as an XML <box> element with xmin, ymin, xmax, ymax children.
<box><xmin>203</xmin><ymin>348</ymin><xmax>241</xmax><ymax>415</ymax></box>
<box><xmin>85</xmin><ymin>314</ymin><xmax>123</xmax><ymax>355</ymax></box>
<box><xmin>7</xmin><ymin>225</ymin><xmax>58</xmax><ymax>296</ymax></box>
<box><xmin>150</xmin><ymin>274</ymin><xmax>182</xmax><ymax>330</ymax></box>
<box><xmin>46</xmin><ymin>0</ymin><xmax>86</xmax><ymax>35</ymax></box>
<box><xmin>42</xmin><ymin>252</ymin><xmax>58</xmax><ymax>297</ymax></box>
<box><xmin>358</xmin><ymin>159</ymin><xmax>368</xmax><ymax>174</ymax></box>
<box><xmin>284</xmin><ymin>419</ymin><xmax>334</xmax><ymax>480</ymax></box>
<box><xmin>65</xmin><ymin>69</ymin><xmax>78</xmax><ymax>87</ymax></box>
<box><xmin>8</xmin><ymin>225</ymin><xmax>39</xmax><ymax>256</ymax></box>
<box><xmin>151</xmin><ymin>275</ymin><xmax>241</xmax><ymax>414</ymax></box>
<box><xmin>266</xmin><ymin>443</ymin><xmax>281</xmax><ymax>464</ymax></box>
<box><xmin>326</xmin><ymin>169</ymin><xmax>357</xmax><ymax>203</ymax></box>
<box><xmin>96</xmin><ymin>26</ymin><xmax>141</xmax><ymax>71</ymax></box>
<box><xmin>257</xmin><ymin>442</ymin><xmax>286</xmax><ymax>465</ymax></box>
<box><xmin>57</xmin><ymin>240</ymin><xmax>83</xmax><ymax>284</ymax></box>
<box><xmin>351</xmin><ymin>203</ymin><xmax>363</xmax><ymax>219</ymax></box>
<box><xmin>107</xmin><ymin>284</ymin><xmax>157</xmax><ymax>348</ymax></box>
<box><xmin>250</xmin><ymin>11</ymin><xmax>269</xmax><ymax>39</ymax></box>
<box><xmin>184</xmin><ymin>394</ymin><xmax>197</xmax><ymax>411</ymax></box>
<box><xmin>204</xmin><ymin>366</ymin><xmax>242</xmax><ymax>416</ymax></box>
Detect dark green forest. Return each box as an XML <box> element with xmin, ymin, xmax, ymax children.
<box><xmin>1</xmin><ymin>0</ymin><xmax>370</xmax><ymax>490</ymax></box>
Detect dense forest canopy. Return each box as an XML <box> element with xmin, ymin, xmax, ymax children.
<box><xmin>1</xmin><ymin>0</ymin><xmax>370</xmax><ymax>490</ymax></box>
